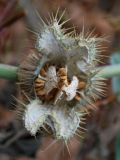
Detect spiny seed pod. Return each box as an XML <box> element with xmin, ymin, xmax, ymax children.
<box><xmin>17</xmin><ymin>9</ymin><xmax>106</xmax><ymax>141</ymax></box>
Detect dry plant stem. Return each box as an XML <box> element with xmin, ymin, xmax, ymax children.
<box><xmin>0</xmin><ymin>11</ymin><xmax>25</xmax><ymax>30</ymax></box>
<box><xmin>0</xmin><ymin>64</ymin><xmax>120</xmax><ymax>80</ymax></box>
<box><xmin>19</xmin><ymin>0</ymin><xmax>41</xmax><ymax>31</ymax></box>
<box><xmin>107</xmin><ymin>16</ymin><xmax>120</xmax><ymax>31</ymax></box>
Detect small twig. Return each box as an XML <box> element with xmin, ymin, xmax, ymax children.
<box><xmin>19</xmin><ymin>0</ymin><xmax>41</xmax><ymax>30</ymax></box>
<box><xmin>95</xmin><ymin>95</ymin><xmax>116</xmax><ymax>108</ymax></box>
<box><xmin>0</xmin><ymin>11</ymin><xmax>25</xmax><ymax>30</ymax></box>
<box><xmin>4</xmin><ymin>129</ymin><xmax>27</xmax><ymax>147</ymax></box>
<box><xmin>0</xmin><ymin>129</ymin><xmax>27</xmax><ymax>148</ymax></box>
<box><xmin>0</xmin><ymin>12</ymin><xmax>25</xmax><ymax>30</ymax></box>
<box><xmin>0</xmin><ymin>0</ymin><xmax>17</xmax><ymax>23</ymax></box>
<box><xmin>107</xmin><ymin>16</ymin><xmax>120</xmax><ymax>31</ymax></box>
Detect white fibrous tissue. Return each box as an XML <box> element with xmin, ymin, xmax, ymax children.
<box><xmin>63</xmin><ymin>76</ymin><xmax>79</xmax><ymax>101</ymax></box>
<box><xmin>45</xmin><ymin>66</ymin><xmax>58</xmax><ymax>94</ymax></box>
<box><xmin>23</xmin><ymin>99</ymin><xmax>80</xmax><ymax>140</ymax></box>
<box><xmin>24</xmin><ymin>100</ymin><xmax>48</xmax><ymax>135</ymax></box>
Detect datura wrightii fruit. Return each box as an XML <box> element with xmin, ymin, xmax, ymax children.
<box><xmin>17</xmin><ymin>9</ymin><xmax>106</xmax><ymax>141</ymax></box>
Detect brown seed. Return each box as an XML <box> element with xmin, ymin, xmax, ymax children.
<box><xmin>35</xmin><ymin>82</ymin><xmax>44</xmax><ymax>87</ymax></box>
<box><xmin>78</xmin><ymin>81</ymin><xmax>86</xmax><ymax>90</ymax></box>
<box><xmin>60</xmin><ymin>76</ymin><xmax>67</xmax><ymax>80</ymax></box>
<box><xmin>35</xmin><ymin>78</ymin><xmax>45</xmax><ymax>84</ymax></box>
<box><xmin>75</xmin><ymin>94</ymin><xmax>81</xmax><ymax>101</ymax></box>
<box><xmin>58</xmin><ymin>68</ymin><xmax>67</xmax><ymax>76</ymax></box>
<box><xmin>35</xmin><ymin>86</ymin><xmax>45</xmax><ymax>92</ymax></box>
<box><xmin>40</xmin><ymin>68</ymin><xmax>46</xmax><ymax>77</ymax></box>
<box><xmin>37</xmin><ymin>89</ymin><xmax>46</xmax><ymax>96</ymax></box>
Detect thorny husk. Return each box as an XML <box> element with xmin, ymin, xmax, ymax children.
<box><xmin>17</xmin><ymin>9</ymin><xmax>106</xmax><ymax>141</ymax></box>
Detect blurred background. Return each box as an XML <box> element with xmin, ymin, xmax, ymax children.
<box><xmin>0</xmin><ymin>0</ymin><xmax>120</xmax><ymax>159</ymax></box>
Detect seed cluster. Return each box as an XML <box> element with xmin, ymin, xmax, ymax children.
<box><xmin>35</xmin><ymin>65</ymin><xmax>86</xmax><ymax>103</ymax></box>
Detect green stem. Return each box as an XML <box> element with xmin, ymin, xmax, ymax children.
<box><xmin>0</xmin><ymin>64</ymin><xmax>120</xmax><ymax>81</ymax></box>
<box><xmin>0</xmin><ymin>64</ymin><xmax>17</xmax><ymax>80</ymax></box>
<box><xmin>98</xmin><ymin>64</ymin><xmax>120</xmax><ymax>78</ymax></box>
